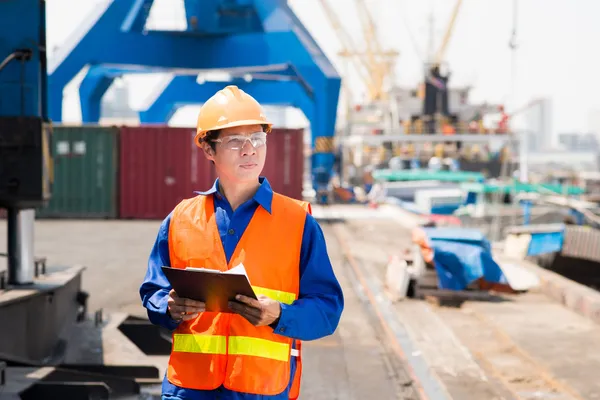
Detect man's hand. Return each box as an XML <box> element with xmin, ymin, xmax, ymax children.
<box><xmin>167</xmin><ymin>289</ymin><xmax>205</xmax><ymax>322</ymax></box>
<box><xmin>228</xmin><ymin>294</ymin><xmax>281</xmax><ymax>327</ymax></box>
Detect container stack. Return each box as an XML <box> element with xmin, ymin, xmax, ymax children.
<box><xmin>0</xmin><ymin>126</ymin><xmax>305</xmax><ymax>220</ymax></box>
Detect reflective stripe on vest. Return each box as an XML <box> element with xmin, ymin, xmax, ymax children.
<box><xmin>173</xmin><ymin>335</ymin><xmax>297</xmax><ymax>362</ymax></box>
<box><xmin>252</xmin><ymin>286</ymin><xmax>296</xmax><ymax>305</ymax></box>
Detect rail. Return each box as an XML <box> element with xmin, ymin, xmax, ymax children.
<box><xmin>515</xmin><ymin>192</ymin><xmax>600</xmax><ymax>227</ymax></box>
<box><xmin>340</xmin><ymin>133</ymin><xmax>516</xmax><ymax>145</ymax></box>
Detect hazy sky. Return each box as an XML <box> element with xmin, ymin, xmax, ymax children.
<box><xmin>46</xmin><ymin>0</ymin><xmax>600</xmax><ymax>136</ymax></box>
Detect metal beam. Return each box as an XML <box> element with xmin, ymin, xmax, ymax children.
<box><xmin>48</xmin><ymin>2</ymin><xmax>339</xmax><ymax>136</ymax></box>
<box><xmin>52</xmin><ymin>30</ymin><xmax>336</xmax><ymax>122</ymax></box>
<box><xmin>78</xmin><ymin>68</ymin><xmax>115</xmax><ymax>123</ymax></box>
<box><xmin>48</xmin><ymin>0</ymin><xmax>341</xmax><ymax>200</ymax></box>
<box><xmin>0</xmin><ymin>0</ymin><xmax>47</xmax><ymax>118</ymax></box>
<box><xmin>77</xmin><ymin>63</ymin><xmax>315</xmax><ymax>124</ymax></box>
<box><xmin>120</xmin><ymin>0</ymin><xmax>154</xmax><ymax>33</ymax></box>
<box><xmin>86</xmin><ymin>62</ymin><xmax>304</xmax><ymax>77</ymax></box>
<box><xmin>183</xmin><ymin>0</ymin><xmax>262</xmax><ymax>34</ymax></box>
<box><xmin>137</xmin><ymin>76</ymin><xmax>314</xmax><ymax>124</ymax></box>
<box><xmin>340</xmin><ymin>134</ymin><xmax>517</xmax><ymax>146</ymax></box>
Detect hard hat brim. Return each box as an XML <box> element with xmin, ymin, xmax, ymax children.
<box><xmin>195</xmin><ymin>119</ymin><xmax>273</xmax><ymax>145</ymax></box>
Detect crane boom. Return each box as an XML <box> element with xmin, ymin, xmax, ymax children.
<box><xmin>317</xmin><ymin>0</ymin><xmax>399</xmax><ymax>102</ymax></box>
<box><xmin>354</xmin><ymin>0</ymin><xmax>398</xmax><ymax>94</ymax></box>
<box><xmin>316</xmin><ymin>0</ymin><xmax>373</xmax><ymax>101</ymax></box>
<box><xmin>433</xmin><ymin>0</ymin><xmax>464</xmax><ymax>68</ymax></box>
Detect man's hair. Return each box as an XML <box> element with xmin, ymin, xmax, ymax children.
<box><xmin>202</xmin><ymin>129</ymin><xmax>221</xmax><ymax>152</ymax></box>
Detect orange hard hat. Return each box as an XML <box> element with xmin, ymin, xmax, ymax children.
<box><xmin>195</xmin><ymin>85</ymin><xmax>272</xmax><ymax>145</ymax></box>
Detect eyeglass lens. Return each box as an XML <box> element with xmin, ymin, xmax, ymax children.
<box><xmin>222</xmin><ymin>133</ymin><xmax>267</xmax><ymax>150</ymax></box>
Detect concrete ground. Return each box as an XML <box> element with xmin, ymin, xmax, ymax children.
<box><xmin>0</xmin><ymin>217</ymin><xmax>419</xmax><ymax>399</ymax></box>
<box><xmin>3</xmin><ymin>205</ymin><xmax>600</xmax><ymax>399</ymax></box>
<box><xmin>339</xmin><ymin>213</ymin><xmax>600</xmax><ymax>400</ymax></box>
<box><xmin>0</xmin><ymin>219</ymin><xmax>160</xmax><ymax>316</ymax></box>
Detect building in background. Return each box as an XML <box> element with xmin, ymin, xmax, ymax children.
<box><xmin>523</xmin><ymin>97</ymin><xmax>553</xmax><ymax>152</ymax></box>
<box><xmin>587</xmin><ymin>109</ymin><xmax>600</xmax><ymax>136</ymax></box>
<box><xmin>557</xmin><ymin>132</ymin><xmax>600</xmax><ymax>152</ymax></box>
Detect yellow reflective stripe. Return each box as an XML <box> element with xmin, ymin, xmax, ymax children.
<box><xmin>228</xmin><ymin>336</ymin><xmax>290</xmax><ymax>362</ymax></box>
<box><xmin>252</xmin><ymin>286</ymin><xmax>296</xmax><ymax>305</ymax></box>
<box><xmin>172</xmin><ymin>334</ymin><xmax>226</xmax><ymax>354</ymax></box>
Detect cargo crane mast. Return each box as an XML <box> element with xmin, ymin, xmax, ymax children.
<box><xmin>422</xmin><ymin>0</ymin><xmax>464</xmax><ymax>133</ymax></box>
<box><xmin>353</xmin><ymin>0</ymin><xmax>399</xmax><ymax>100</ymax></box>
<box><xmin>431</xmin><ymin>0</ymin><xmax>464</xmax><ymax>71</ymax></box>
<box><xmin>316</xmin><ymin>0</ymin><xmax>369</xmax><ymax>103</ymax></box>
<box><xmin>317</xmin><ymin>0</ymin><xmax>398</xmax><ymax>103</ymax></box>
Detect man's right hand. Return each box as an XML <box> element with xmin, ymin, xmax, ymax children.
<box><xmin>167</xmin><ymin>289</ymin><xmax>205</xmax><ymax>322</ymax></box>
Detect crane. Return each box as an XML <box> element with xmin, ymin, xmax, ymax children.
<box><xmin>422</xmin><ymin>0</ymin><xmax>464</xmax><ymax>132</ymax></box>
<box><xmin>316</xmin><ymin>0</ymin><xmax>398</xmax><ymax>103</ymax></box>
<box><xmin>316</xmin><ymin>0</ymin><xmax>369</xmax><ymax>103</ymax></box>
<box><xmin>353</xmin><ymin>0</ymin><xmax>398</xmax><ymax>100</ymax></box>
<box><xmin>431</xmin><ymin>0</ymin><xmax>464</xmax><ymax>70</ymax></box>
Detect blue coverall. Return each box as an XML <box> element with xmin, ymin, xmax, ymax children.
<box><xmin>140</xmin><ymin>177</ymin><xmax>345</xmax><ymax>400</ymax></box>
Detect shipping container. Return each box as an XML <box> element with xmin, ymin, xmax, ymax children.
<box><xmin>262</xmin><ymin>128</ymin><xmax>304</xmax><ymax>200</ymax></box>
<box><xmin>119</xmin><ymin>126</ymin><xmax>216</xmax><ymax>219</ymax></box>
<box><xmin>118</xmin><ymin>127</ymin><xmax>305</xmax><ymax>219</ymax></box>
<box><xmin>37</xmin><ymin>126</ymin><xmax>119</xmax><ymax>218</ymax></box>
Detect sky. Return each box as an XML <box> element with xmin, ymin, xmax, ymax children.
<box><xmin>45</xmin><ymin>0</ymin><xmax>600</xmax><ymax>139</ymax></box>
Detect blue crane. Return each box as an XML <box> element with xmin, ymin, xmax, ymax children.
<box><xmin>48</xmin><ymin>0</ymin><xmax>341</xmax><ymax>203</ymax></box>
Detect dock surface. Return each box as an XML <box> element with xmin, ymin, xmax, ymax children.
<box><xmin>2</xmin><ymin>205</ymin><xmax>600</xmax><ymax>399</ymax></box>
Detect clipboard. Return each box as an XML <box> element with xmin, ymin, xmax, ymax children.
<box><xmin>161</xmin><ymin>266</ymin><xmax>258</xmax><ymax>313</ymax></box>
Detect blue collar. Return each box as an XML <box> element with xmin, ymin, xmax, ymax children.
<box><xmin>194</xmin><ymin>176</ymin><xmax>273</xmax><ymax>214</ymax></box>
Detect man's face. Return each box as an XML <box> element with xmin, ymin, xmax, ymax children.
<box><xmin>203</xmin><ymin>124</ymin><xmax>267</xmax><ymax>184</ymax></box>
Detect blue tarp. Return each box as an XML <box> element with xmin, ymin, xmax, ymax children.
<box><xmin>423</xmin><ymin>228</ymin><xmax>507</xmax><ymax>290</ymax></box>
<box><xmin>423</xmin><ymin>227</ymin><xmax>492</xmax><ymax>252</ymax></box>
<box><xmin>430</xmin><ymin>204</ymin><xmax>462</xmax><ymax>215</ymax></box>
<box><xmin>527</xmin><ymin>231</ymin><xmax>564</xmax><ymax>256</ymax></box>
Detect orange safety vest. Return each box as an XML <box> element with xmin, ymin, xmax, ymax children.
<box><xmin>167</xmin><ymin>192</ymin><xmax>311</xmax><ymax>398</ymax></box>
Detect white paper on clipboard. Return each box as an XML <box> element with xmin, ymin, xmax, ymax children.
<box><xmin>186</xmin><ymin>263</ymin><xmax>251</xmax><ymax>283</ymax></box>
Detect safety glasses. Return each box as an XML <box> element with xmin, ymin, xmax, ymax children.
<box><xmin>212</xmin><ymin>132</ymin><xmax>268</xmax><ymax>151</ymax></box>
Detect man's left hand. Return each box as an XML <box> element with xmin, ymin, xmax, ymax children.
<box><xmin>229</xmin><ymin>294</ymin><xmax>281</xmax><ymax>327</ymax></box>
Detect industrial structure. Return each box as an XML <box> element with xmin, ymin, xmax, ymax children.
<box><xmin>6</xmin><ymin>1</ymin><xmax>600</xmax><ymax>399</ymax></box>
<box><xmin>0</xmin><ymin>1</ymin><xmax>97</xmax><ymax>398</ymax></box>
<box><xmin>0</xmin><ymin>4</ymin><xmax>57</xmax><ymax>290</ymax></box>
<box><xmin>0</xmin><ymin>1</ymin><xmax>345</xmax><ymax>395</ymax></box>
<box><xmin>48</xmin><ymin>0</ymin><xmax>341</xmax><ymax>204</ymax></box>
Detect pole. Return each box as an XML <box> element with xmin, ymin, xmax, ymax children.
<box><xmin>427</xmin><ymin>0</ymin><xmax>435</xmax><ymax>64</ymax></box>
<box><xmin>7</xmin><ymin>208</ymin><xmax>35</xmax><ymax>285</ymax></box>
<box><xmin>509</xmin><ymin>0</ymin><xmax>526</xmax><ymax>182</ymax></box>
<box><xmin>490</xmin><ymin>0</ymin><xmax>520</xmax><ymax>240</ymax></box>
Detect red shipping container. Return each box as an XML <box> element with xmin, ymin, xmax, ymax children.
<box><xmin>262</xmin><ymin>128</ymin><xmax>305</xmax><ymax>200</ymax></box>
<box><xmin>119</xmin><ymin>126</ymin><xmax>216</xmax><ymax>220</ymax></box>
<box><xmin>119</xmin><ymin>126</ymin><xmax>305</xmax><ymax>219</ymax></box>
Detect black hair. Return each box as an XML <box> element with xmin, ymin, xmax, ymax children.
<box><xmin>202</xmin><ymin>129</ymin><xmax>221</xmax><ymax>153</ymax></box>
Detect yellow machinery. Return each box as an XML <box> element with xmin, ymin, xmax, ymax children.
<box><xmin>316</xmin><ymin>0</ymin><xmax>398</xmax><ymax>103</ymax></box>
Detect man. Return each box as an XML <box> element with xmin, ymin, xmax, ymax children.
<box><xmin>140</xmin><ymin>85</ymin><xmax>344</xmax><ymax>400</ymax></box>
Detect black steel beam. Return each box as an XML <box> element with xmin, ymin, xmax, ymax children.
<box><xmin>57</xmin><ymin>364</ymin><xmax>160</xmax><ymax>380</ymax></box>
<box><xmin>20</xmin><ymin>381</ymin><xmax>110</xmax><ymax>400</ymax></box>
<box><xmin>42</xmin><ymin>368</ymin><xmax>141</xmax><ymax>397</ymax></box>
<box><xmin>0</xmin><ymin>360</ymin><xmax>5</xmax><ymax>386</ymax></box>
<box><xmin>118</xmin><ymin>317</ymin><xmax>172</xmax><ymax>356</ymax></box>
